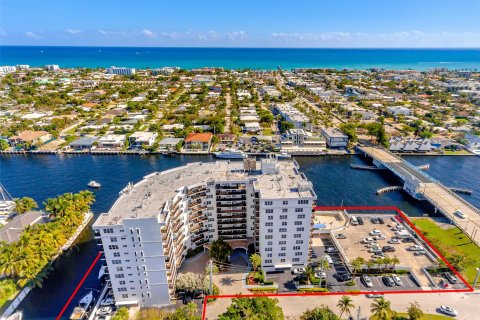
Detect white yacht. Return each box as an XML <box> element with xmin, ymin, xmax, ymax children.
<box><xmin>276</xmin><ymin>152</ymin><xmax>291</xmax><ymax>159</ymax></box>
<box><xmin>70</xmin><ymin>291</ymin><xmax>94</xmax><ymax>320</ymax></box>
<box><xmin>0</xmin><ymin>184</ymin><xmax>15</xmax><ymax>214</ymax></box>
<box><xmin>88</xmin><ymin>181</ymin><xmax>101</xmax><ymax>188</ymax></box>
<box><xmin>214</xmin><ymin>149</ymin><xmax>246</xmax><ymax>159</ymax></box>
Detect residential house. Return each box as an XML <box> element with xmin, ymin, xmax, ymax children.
<box><xmin>128</xmin><ymin>132</ymin><xmax>158</xmax><ymax>147</ymax></box>
<box><xmin>183</xmin><ymin>132</ymin><xmax>213</xmax><ymax>151</ymax></box>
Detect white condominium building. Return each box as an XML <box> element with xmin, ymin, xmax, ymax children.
<box><xmin>106</xmin><ymin>66</ymin><xmax>136</xmax><ymax>75</ymax></box>
<box><xmin>93</xmin><ymin>158</ymin><xmax>316</xmax><ymax>308</ymax></box>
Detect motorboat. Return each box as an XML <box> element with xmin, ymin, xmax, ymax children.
<box><xmin>276</xmin><ymin>152</ymin><xmax>291</xmax><ymax>159</ymax></box>
<box><xmin>70</xmin><ymin>291</ymin><xmax>94</xmax><ymax>320</ymax></box>
<box><xmin>1</xmin><ymin>311</ymin><xmax>23</xmax><ymax>320</ymax></box>
<box><xmin>0</xmin><ymin>184</ymin><xmax>15</xmax><ymax>214</ymax></box>
<box><xmin>98</xmin><ymin>264</ymin><xmax>108</xmax><ymax>280</ymax></box>
<box><xmin>88</xmin><ymin>181</ymin><xmax>102</xmax><ymax>188</ymax></box>
<box><xmin>214</xmin><ymin>149</ymin><xmax>246</xmax><ymax>159</ymax></box>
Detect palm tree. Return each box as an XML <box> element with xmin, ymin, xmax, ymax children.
<box><xmin>370</xmin><ymin>297</ymin><xmax>393</xmax><ymax>320</ymax></box>
<box><xmin>366</xmin><ymin>259</ymin><xmax>375</xmax><ymax>273</ymax></box>
<box><xmin>382</xmin><ymin>257</ymin><xmax>392</xmax><ymax>272</ymax></box>
<box><xmin>350</xmin><ymin>257</ymin><xmax>365</xmax><ymax>278</ymax></box>
<box><xmin>337</xmin><ymin>295</ymin><xmax>355</xmax><ymax>318</ymax></box>
<box><xmin>249</xmin><ymin>253</ymin><xmax>261</xmax><ymax>272</ymax></box>
<box><xmin>0</xmin><ymin>245</ymin><xmax>19</xmax><ymax>276</ymax></box>
<box><xmin>391</xmin><ymin>256</ymin><xmax>400</xmax><ymax>271</ymax></box>
<box><xmin>305</xmin><ymin>265</ymin><xmax>315</xmax><ymax>284</ymax></box>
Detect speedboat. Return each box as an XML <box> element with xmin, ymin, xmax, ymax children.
<box><xmin>2</xmin><ymin>312</ymin><xmax>23</xmax><ymax>320</ymax></box>
<box><xmin>276</xmin><ymin>152</ymin><xmax>291</xmax><ymax>159</ymax></box>
<box><xmin>98</xmin><ymin>264</ymin><xmax>108</xmax><ymax>279</ymax></box>
<box><xmin>88</xmin><ymin>181</ymin><xmax>102</xmax><ymax>188</ymax></box>
<box><xmin>0</xmin><ymin>183</ymin><xmax>15</xmax><ymax>214</ymax></box>
<box><xmin>214</xmin><ymin>149</ymin><xmax>245</xmax><ymax>159</ymax></box>
<box><xmin>79</xmin><ymin>290</ymin><xmax>94</xmax><ymax>310</ymax></box>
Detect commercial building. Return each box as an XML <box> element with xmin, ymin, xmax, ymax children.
<box><xmin>93</xmin><ymin>158</ymin><xmax>316</xmax><ymax>308</ymax></box>
<box><xmin>273</xmin><ymin>103</ymin><xmax>312</xmax><ymax>131</ymax></box>
<box><xmin>0</xmin><ymin>66</ymin><xmax>16</xmax><ymax>74</ymax></box>
<box><xmin>320</xmin><ymin>127</ymin><xmax>348</xmax><ymax>148</ymax></box>
<box><xmin>45</xmin><ymin>64</ymin><xmax>60</xmax><ymax>71</ymax></box>
<box><xmin>106</xmin><ymin>66</ymin><xmax>136</xmax><ymax>75</ymax></box>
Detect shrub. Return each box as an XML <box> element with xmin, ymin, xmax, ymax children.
<box><xmin>263</xmin><ymin>281</ymin><xmax>274</xmax><ymax>286</ymax></box>
<box><xmin>297</xmin><ymin>288</ymin><xmax>329</xmax><ymax>292</ymax></box>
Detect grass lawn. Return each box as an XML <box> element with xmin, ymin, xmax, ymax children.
<box><xmin>0</xmin><ymin>279</ymin><xmax>18</xmax><ymax>310</ymax></box>
<box><xmin>394</xmin><ymin>313</ymin><xmax>452</xmax><ymax>320</ymax></box>
<box><xmin>413</xmin><ymin>218</ymin><xmax>480</xmax><ymax>283</ymax></box>
<box><xmin>443</xmin><ymin>150</ymin><xmax>472</xmax><ymax>155</ymax></box>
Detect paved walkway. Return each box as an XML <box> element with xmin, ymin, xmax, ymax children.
<box><xmin>205</xmin><ymin>291</ymin><xmax>480</xmax><ymax>319</ymax></box>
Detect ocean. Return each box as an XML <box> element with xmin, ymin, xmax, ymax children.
<box><xmin>0</xmin><ymin>154</ymin><xmax>479</xmax><ymax>319</ymax></box>
<box><xmin>1</xmin><ymin>46</ymin><xmax>480</xmax><ymax>70</ymax></box>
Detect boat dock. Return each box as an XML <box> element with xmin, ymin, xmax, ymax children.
<box><xmin>358</xmin><ymin>146</ymin><xmax>480</xmax><ymax>245</ymax></box>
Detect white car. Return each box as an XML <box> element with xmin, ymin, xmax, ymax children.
<box><xmin>100</xmin><ymin>297</ymin><xmax>115</xmax><ymax>306</ymax></box>
<box><xmin>366</xmin><ymin>291</ymin><xmax>384</xmax><ymax>298</ymax></box>
<box><xmin>369</xmin><ymin>229</ymin><xmax>382</xmax><ymax>236</ymax></box>
<box><xmin>388</xmin><ymin>238</ymin><xmax>401</xmax><ymax>244</ymax></box>
<box><xmin>455</xmin><ymin>209</ymin><xmax>467</xmax><ymax>219</ymax></box>
<box><xmin>292</xmin><ymin>268</ymin><xmax>306</xmax><ymax>275</ymax></box>
<box><xmin>97</xmin><ymin>306</ymin><xmax>112</xmax><ymax>316</ymax></box>
<box><xmin>408</xmin><ymin>245</ymin><xmax>424</xmax><ymax>251</ymax></box>
<box><xmin>439</xmin><ymin>305</ymin><xmax>458</xmax><ymax>317</ymax></box>
<box><xmin>362</xmin><ymin>237</ymin><xmax>376</xmax><ymax>244</ymax></box>
<box><xmin>392</xmin><ymin>275</ymin><xmax>403</xmax><ymax>286</ymax></box>
<box><xmin>373</xmin><ymin>234</ymin><xmax>385</xmax><ymax>240</ymax></box>
<box><xmin>315</xmin><ymin>271</ymin><xmax>326</xmax><ymax>279</ymax></box>
<box><xmin>326</xmin><ymin>247</ymin><xmax>337</xmax><ymax>253</ymax></box>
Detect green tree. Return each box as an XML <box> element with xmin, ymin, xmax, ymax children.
<box><xmin>218</xmin><ymin>297</ymin><xmax>284</xmax><ymax>320</ymax></box>
<box><xmin>305</xmin><ymin>265</ymin><xmax>315</xmax><ymax>284</ymax></box>
<box><xmin>337</xmin><ymin>296</ymin><xmax>355</xmax><ymax>318</ymax></box>
<box><xmin>300</xmin><ymin>305</ymin><xmax>340</xmax><ymax>320</ymax></box>
<box><xmin>209</xmin><ymin>238</ymin><xmax>233</xmax><ymax>263</ymax></box>
<box><xmin>407</xmin><ymin>301</ymin><xmax>424</xmax><ymax>320</ymax></box>
<box><xmin>370</xmin><ymin>297</ymin><xmax>394</xmax><ymax>320</ymax></box>
<box><xmin>175</xmin><ymin>272</ymin><xmax>205</xmax><ymax>293</ymax></box>
<box><xmin>249</xmin><ymin>253</ymin><xmax>262</xmax><ymax>272</ymax></box>
<box><xmin>350</xmin><ymin>257</ymin><xmax>365</xmax><ymax>277</ymax></box>
<box><xmin>14</xmin><ymin>197</ymin><xmax>38</xmax><ymax>214</ymax></box>
<box><xmin>0</xmin><ymin>139</ymin><xmax>9</xmax><ymax>151</ymax></box>
<box><xmin>111</xmin><ymin>307</ymin><xmax>129</xmax><ymax>320</ymax></box>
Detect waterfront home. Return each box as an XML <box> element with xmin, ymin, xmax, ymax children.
<box><xmin>183</xmin><ymin>132</ymin><xmax>212</xmax><ymax>151</ymax></box>
<box><xmin>0</xmin><ymin>211</ymin><xmax>46</xmax><ymax>243</ymax></box>
<box><xmin>158</xmin><ymin>137</ymin><xmax>183</xmax><ymax>150</ymax></box>
<box><xmin>69</xmin><ymin>137</ymin><xmax>98</xmax><ymax>150</ymax></box>
<box><xmin>97</xmin><ymin>134</ymin><xmax>126</xmax><ymax>149</ymax></box>
<box><xmin>217</xmin><ymin>133</ymin><xmax>236</xmax><ymax>143</ymax></box>
<box><xmin>8</xmin><ymin>130</ymin><xmax>52</xmax><ymax>147</ymax></box>
<box><xmin>320</xmin><ymin>127</ymin><xmax>348</xmax><ymax>148</ymax></box>
<box><xmin>128</xmin><ymin>131</ymin><xmax>158</xmax><ymax>147</ymax></box>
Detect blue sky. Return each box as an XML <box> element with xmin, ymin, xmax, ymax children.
<box><xmin>1</xmin><ymin>0</ymin><xmax>480</xmax><ymax>47</ymax></box>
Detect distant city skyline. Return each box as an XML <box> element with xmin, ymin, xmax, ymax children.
<box><xmin>1</xmin><ymin>0</ymin><xmax>480</xmax><ymax>48</ymax></box>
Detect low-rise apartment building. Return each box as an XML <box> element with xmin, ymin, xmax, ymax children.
<box><xmin>93</xmin><ymin>158</ymin><xmax>316</xmax><ymax>308</ymax></box>
<box><xmin>320</xmin><ymin>127</ymin><xmax>348</xmax><ymax>148</ymax></box>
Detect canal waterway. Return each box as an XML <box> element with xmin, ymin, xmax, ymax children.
<box><xmin>0</xmin><ymin>154</ymin><xmax>478</xmax><ymax>319</ymax></box>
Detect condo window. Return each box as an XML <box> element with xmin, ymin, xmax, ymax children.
<box><xmin>296</xmin><ymin>227</ymin><xmax>304</xmax><ymax>232</ymax></box>
<box><xmin>122</xmin><ymin>294</ymin><xmax>128</xmax><ymax>299</ymax></box>
<box><xmin>297</xmin><ymin>214</ymin><xmax>305</xmax><ymax>219</ymax></box>
<box><xmin>281</xmin><ymin>222</ymin><xmax>287</xmax><ymax>226</ymax></box>
<box><xmin>282</xmin><ymin>201</ymin><xmax>289</xmax><ymax>205</ymax></box>
<box><xmin>293</xmin><ymin>258</ymin><xmax>300</xmax><ymax>262</ymax></box>
<box><xmin>279</xmin><ymin>253</ymin><xmax>286</xmax><ymax>257</ymax></box>
<box><xmin>265</xmin><ymin>201</ymin><xmax>273</xmax><ymax>206</ymax></box>
<box><xmin>295</xmin><ymin>208</ymin><xmax>304</xmax><ymax>213</ymax></box>
<box><xmin>298</xmin><ymin>200</ymin><xmax>309</xmax><ymax>205</ymax></box>
<box><xmin>282</xmin><ymin>208</ymin><xmax>288</xmax><ymax>213</ymax></box>
<box><xmin>264</xmin><ymin>259</ymin><xmax>272</xmax><ymax>264</ymax></box>
<box><xmin>265</xmin><ymin>222</ymin><xmax>273</xmax><ymax>227</ymax></box>
<box><xmin>279</xmin><ymin>228</ymin><xmax>287</xmax><ymax>232</ymax></box>
<box><xmin>295</xmin><ymin>252</ymin><xmax>303</xmax><ymax>256</ymax></box>
<box><xmin>266</xmin><ymin>209</ymin><xmax>273</xmax><ymax>213</ymax></box>
<box><xmin>280</xmin><ymin>215</ymin><xmax>287</xmax><ymax>219</ymax></box>
<box><xmin>293</xmin><ymin>246</ymin><xmax>300</xmax><ymax>250</ymax></box>
<box><xmin>267</xmin><ymin>216</ymin><xmax>273</xmax><ymax>220</ymax></box>
<box><xmin>294</xmin><ymin>221</ymin><xmax>302</xmax><ymax>226</ymax></box>
<box><xmin>103</xmin><ymin>228</ymin><xmax>114</xmax><ymax>234</ymax></box>
<box><xmin>108</xmin><ymin>245</ymin><xmax>119</xmax><ymax>250</ymax></box>
<box><xmin>110</xmin><ymin>237</ymin><xmax>117</xmax><ymax>242</ymax></box>
<box><xmin>281</xmin><ymin>259</ymin><xmax>285</xmax><ymax>262</ymax></box>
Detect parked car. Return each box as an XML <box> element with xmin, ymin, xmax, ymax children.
<box><xmin>324</xmin><ymin>255</ymin><xmax>333</xmax><ymax>265</ymax></box>
<box><xmin>402</xmin><ymin>238</ymin><xmax>415</xmax><ymax>243</ymax></box>
<box><xmin>100</xmin><ymin>297</ymin><xmax>115</xmax><ymax>306</ymax></box>
<box><xmin>336</xmin><ymin>273</ymin><xmax>352</xmax><ymax>282</ymax></box>
<box><xmin>368</xmin><ymin>248</ymin><xmax>382</xmax><ymax>254</ymax></box>
<box><xmin>315</xmin><ymin>271</ymin><xmax>326</xmax><ymax>279</ymax></box>
<box><xmin>369</xmin><ymin>229</ymin><xmax>382</xmax><ymax>236</ymax></box>
<box><xmin>370</xmin><ymin>217</ymin><xmax>380</xmax><ymax>224</ymax></box>
<box><xmin>388</xmin><ymin>238</ymin><xmax>401</xmax><ymax>244</ymax></box>
<box><xmin>357</xmin><ymin>217</ymin><xmax>364</xmax><ymax>225</ymax></box>
<box><xmin>371</xmin><ymin>253</ymin><xmax>386</xmax><ymax>259</ymax></box>
<box><xmin>326</xmin><ymin>247</ymin><xmax>337</xmax><ymax>253</ymax></box>
<box><xmin>408</xmin><ymin>245</ymin><xmax>424</xmax><ymax>251</ymax></box>
<box><xmin>382</xmin><ymin>246</ymin><xmax>396</xmax><ymax>252</ymax></box>
<box><xmin>414</xmin><ymin>251</ymin><xmax>426</xmax><ymax>256</ymax></box>
<box><xmin>455</xmin><ymin>209</ymin><xmax>467</xmax><ymax>219</ymax></box>
<box><xmin>97</xmin><ymin>306</ymin><xmax>113</xmax><ymax>316</ymax></box>
<box><xmin>292</xmin><ymin>268</ymin><xmax>306</xmax><ymax>275</ymax></box>
<box><xmin>392</xmin><ymin>275</ymin><xmax>403</xmax><ymax>286</ymax></box>
<box><xmin>362</xmin><ymin>237</ymin><xmax>376</xmax><ymax>244</ymax></box>
<box><xmin>335</xmin><ymin>233</ymin><xmax>347</xmax><ymax>239</ymax></box>
<box><xmin>438</xmin><ymin>305</ymin><xmax>458</xmax><ymax>317</ymax></box>
<box><xmin>444</xmin><ymin>273</ymin><xmax>458</xmax><ymax>284</ymax></box>
<box><xmin>361</xmin><ymin>274</ymin><xmax>373</xmax><ymax>287</ymax></box>
<box><xmin>378</xmin><ymin>217</ymin><xmax>385</xmax><ymax>224</ymax></box>
<box><xmin>366</xmin><ymin>291</ymin><xmax>384</xmax><ymax>298</ymax></box>
<box><xmin>373</xmin><ymin>234</ymin><xmax>386</xmax><ymax>240</ymax></box>
<box><xmin>350</xmin><ymin>216</ymin><xmax>359</xmax><ymax>225</ymax></box>
<box><xmin>382</xmin><ymin>276</ymin><xmax>395</xmax><ymax>287</ymax></box>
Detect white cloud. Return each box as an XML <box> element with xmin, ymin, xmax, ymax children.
<box><xmin>140</xmin><ymin>29</ymin><xmax>156</xmax><ymax>38</ymax></box>
<box><xmin>98</xmin><ymin>29</ymin><xmax>126</xmax><ymax>37</ymax></box>
<box><xmin>66</xmin><ymin>29</ymin><xmax>81</xmax><ymax>34</ymax></box>
<box><xmin>25</xmin><ymin>31</ymin><xmax>41</xmax><ymax>39</ymax></box>
<box><xmin>268</xmin><ymin>31</ymin><xmax>480</xmax><ymax>47</ymax></box>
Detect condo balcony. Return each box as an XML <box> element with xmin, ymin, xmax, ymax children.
<box><xmin>190</xmin><ymin>212</ymin><xmax>207</xmax><ymax>221</ymax></box>
<box><xmin>190</xmin><ymin>222</ymin><xmax>204</xmax><ymax>233</ymax></box>
<box><xmin>216</xmin><ymin>190</ymin><xmax>246</xmax><ymax>196</ymax></box>
<box><xmin>216</xmin><ymin>194</ymin><xmax>247</xmax><ymax>201</ymax></box>
<box><xmin>215</xmin><ymin>183</ymin><xmax>246</xmax><ymax>190</ymax></box>
<box><xmin>218</xmin><ymin>229</ymin><xmax>247</xmax><ymax>235</ymax></box>
<box><xmin>191</xmin><ymin>234</ymin><xmax>204</xmax><ymax>243</ymax></box>
<box><xmin>217</xmin><ymin>218</ymin><xmax>247</xmax><ymax>224</ymax></box>
<box><xmin>220</xmin><ymin>234</ymin><xmax>247</xmax><ymax>240</ymax></box>
<box><xmin>189</xmin><ymin>192</ymin><xmax>207</xmax><ymax>200</ymax></box>
<box><xmin>217</xmin><ymin>207</ymin><xmax>247</xmax><ymax>214</ymax></box>
<box><xmin>187</xmin><ymin>186</ymin><xmax>207</xmax><ymax>196</ymax></box>
<box><xmin>172</xmin><ymin>220</ymin><xmax>184</xmax><ymax>233</ymax></box>
<box><xmin>216</xmin><ymin>201</ymin><xmax>247</xmax><ymax>207</ymax></box>
<box><xmin>174</xmin><ymin>232</ymin><xmax>186</xmax><ymax>245</ymax></box>
<box><xmin>195</xmin><ymin>238</ymin><xmax>209</xmax><ymax>246</ymax></box>
<box><xmin>218</xmin><ymin>224</ymin><xmax>247</xmax><ymax>230</ymax></box>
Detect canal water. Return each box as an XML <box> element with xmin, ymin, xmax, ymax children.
<box><xmin>0</xmin><ymin>154</ymin><xmax>478</xmax><ymax>319</ymax></box>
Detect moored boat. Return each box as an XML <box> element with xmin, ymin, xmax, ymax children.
<box><xmin>87</xmin><ymin>181</ymin><xmax>101</xmax><ymax>188</ymax></box>
<box><xmin>214</xmin><ymin>149</ymin><xmax>245</xmax><ymax>159</ymax></box>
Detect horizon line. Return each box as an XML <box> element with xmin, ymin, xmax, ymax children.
<box><xmin>2</xmin><ymin>45</ymin><xmax>480</xmax><ymax>50</ymax></box>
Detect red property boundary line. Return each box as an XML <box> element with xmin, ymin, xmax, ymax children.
<box><xmin>201</xmin><ymin>206</ymin><xmax>474</xmax><ymax>320</ymax></box>
<box><xmin>56</xmin><ymin>251</ymin><xmax>102</xmax><ymax>320</ymax></box>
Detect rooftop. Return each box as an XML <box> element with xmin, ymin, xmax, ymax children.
<box><xmin>94</xmin><ymin>160</ymin><xmax>315</xmax><ymax>226</ymax></box>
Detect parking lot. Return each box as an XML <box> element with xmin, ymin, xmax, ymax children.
<box><xmin>331</xmin><ymin>213</ymin><xmax>432</xmax><ymax>289</ymax></box>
